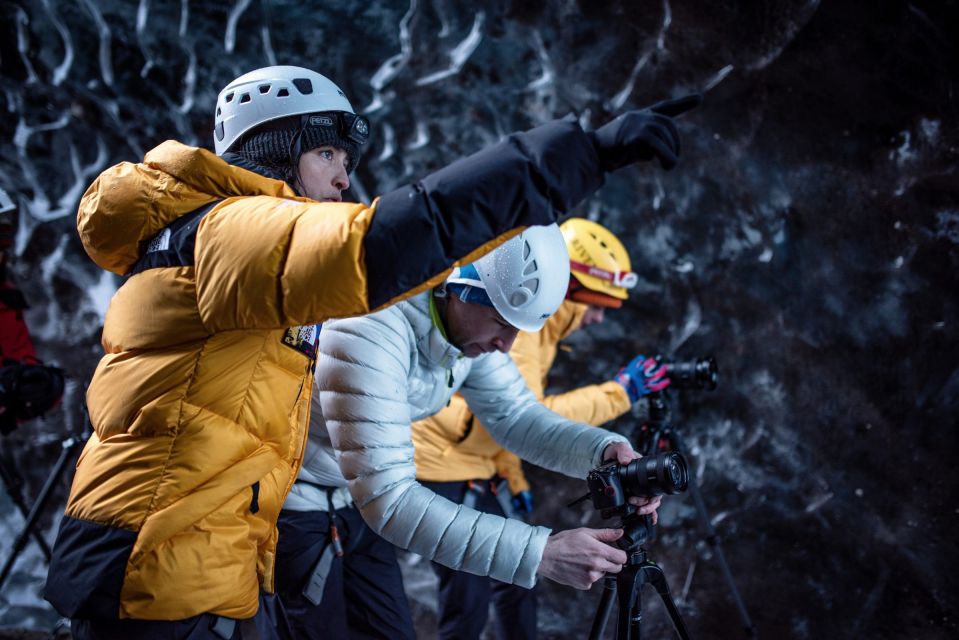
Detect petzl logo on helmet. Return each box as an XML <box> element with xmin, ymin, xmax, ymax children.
<box><xmin>309</xmin><ymin>115</ymin><xmax>334</xmax><ymax>127</ymax></box>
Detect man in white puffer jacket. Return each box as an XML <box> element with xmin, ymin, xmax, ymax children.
<box><xmin>275</xmin><ymin>224</ymin><xmax>661</xmax><ymax>639</ymax></box>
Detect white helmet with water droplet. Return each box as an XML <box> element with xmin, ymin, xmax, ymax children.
<box><xmin>214</xmin><ymin>65</ymin><xmax>357</xmax><ymax>155</ymax></box>
<box><xmin>448</xmin><ymin>224</ymin><xmax>570</xmax><ymax>332</ymax></box>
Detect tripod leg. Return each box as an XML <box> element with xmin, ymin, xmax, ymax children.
<box><xmin>589</xmin><ymin>575</ymin><xmax>617</xmax><ymax>640</ymax></box>
<box><xmin>616</xmin><ymin>563</ymin><xmax>644</xmax><ymax>640</ymax></box>
<box><xmin>0</xmin><ymin>459</ymin><xmax>53</xmax><ymax>561</ymax></box>
<box><xmin>668</xmin><ymin>431</ymin><xmax>756</xmax><ymax>638</ymax></box>
<box><xmin>641</xmin><ymin>563</ymin><xmax>691</xmax><ymax>640</ymax></box>
<box><xmin>0</xmin><ymin>436</ymin><xmax>81</xmax><ymax>591</ymax></box>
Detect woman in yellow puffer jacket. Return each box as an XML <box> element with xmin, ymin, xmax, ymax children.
<box><xmin>44</xmin><ymin>66</ymin><xmax>613</xmax><ymax>640</ymax></box>
<box><xmin>412</xmin><ymin>218</ymin><xmax>671</xmax><ymax>639</ymax></box>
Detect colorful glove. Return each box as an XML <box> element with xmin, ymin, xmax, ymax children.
<box><xmin>615</xmin><ymin>355</ymin><xmax>670</xmax><ymax>403</ymax></box>
<box><xmin>589</xmin><ymin>94</ymin><xmax>702</xmax><ymax>172</ymax></box>
<box><xmin>511</xmin><ymin>490</ymin><xmax>534</xmax><ymax>514</ymax></box>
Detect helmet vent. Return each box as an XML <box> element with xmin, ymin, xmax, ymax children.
<box><xmin>216</xmin><ymin>107</ymin><xmax>221</xmax><ymax>116</ymax></box>
<box><xmin>258</xmin><ymin>84</ymin><xmax>271</xmax><ymax>94</ymax></box>
<box><xmin>225</xmin><ymin>92</ymin><xmax>235</xmax><ymax>103</ymax></box>
<box><xmin>293</xmin><ymin>78</ymin><xmax>313</xmax><ymax>94</ymax></box>
<box><xmin>510</xmin><ymin>290</ymin><xmax>531</xmax><ymax>306</ymax></box>
<box><xmin>523</xmin><ymin>260</ymin><xmax>537</xmax><ymax>276</ymax></box>
<box><xmin>239</xmin><ymin>93</ymin><xmax>251</xmax><ymax>104</ymax></box>
<box><xmin>522</xmin><ymin>278</ymin><xmax>539</xmax><ymax>294</ymax></box>
<box><xmin>277</xmin><ymin>88</ymin><xmax>290</xmax><ymax>97</ymax></box>
<box><xmin>522</xmin><ymin>240</ymin><xmax>532</xmax><ymax>260</ymax></box>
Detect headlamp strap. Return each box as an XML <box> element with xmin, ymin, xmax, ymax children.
<box><xmin>569</xmin><ymin>260</ymin><xmax>637</xmax><ymax>289</ymax></box>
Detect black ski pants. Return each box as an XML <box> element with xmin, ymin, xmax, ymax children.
<box><xmin>422</xmin><ymin>480</ymin><xmax>538</xmax><ymax>640</ymax></box>
<box><xmin>70</xmin><ymin>592</ymin><xmax>290</xmax><ymax>640</ymax></box>
<box><xmin>274</xmin><ymin>505</ymin><xmax>415</xmax><ymax>640</ymax></box>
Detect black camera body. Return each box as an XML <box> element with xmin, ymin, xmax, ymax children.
<box><xmin>584</xmin><ymin>452</ymin><xmax>689</xmax><ymax>519</ymax></box>
<box><xmin>586</xmin><ymin>462</ymin><xmax>630</xmax><ymax>513</ymax></box>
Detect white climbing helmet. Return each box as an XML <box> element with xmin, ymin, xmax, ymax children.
<box><xmin>448</xmin><ymin>224</ymin><xmax>570</xmax><ymax>332</ymax></box>
<box><xmin>214</xmin><ymin>65</ymin><xmax>358</xmax><ymax>156</ymax></box>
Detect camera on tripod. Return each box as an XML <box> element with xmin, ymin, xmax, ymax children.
<box><xmin>584</xmin><ymin>452</ymin><xmax>689</xmax><ymax>518</ymax></box>
<box><xmin>575</xmin><ymin>452</ymin><xmax>696</xmax><ymax>639</ymax></box>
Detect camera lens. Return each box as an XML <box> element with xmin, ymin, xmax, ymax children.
<box><xmin>620</xmin><ymin>452</ymin><xmax>689</xmax><ymax>497</ymax></box>
<box><xmin>663</xmin><ymin>356</ymin><xmax>718</xmax><ymax>390</ymax></box>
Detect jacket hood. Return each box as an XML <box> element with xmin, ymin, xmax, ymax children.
<box><xmin>77</xmin><ymin>140</ymin><xmax>298</xmax><ymax>275</ymax></box>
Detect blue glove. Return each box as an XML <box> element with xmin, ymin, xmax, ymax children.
<box><xmin>511</xmin><ymin>490</ymin><xmax>534</xmax><ymax>514</ymax></box>
<box><xmin>615</xmin><ymin>355</ymin><xmax>670</xmax><ymax>403</ymax></box>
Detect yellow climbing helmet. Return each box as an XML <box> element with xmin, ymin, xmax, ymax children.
<box><xmin>560</xmin><ymin>218</ymin><xmax>636</xmax><ymax>306</ymax></box>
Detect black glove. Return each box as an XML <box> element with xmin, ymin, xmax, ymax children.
<box><xmin>589</xmin><ymin>94</ymin><xmax>703</xmax><ymax>172</ymax></box>
<box><xmin>0</xmin><ymin>362</ymin><xmax>64</xmax><ymax>433</ymax></box>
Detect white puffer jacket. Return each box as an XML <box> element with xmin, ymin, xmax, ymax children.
<box><xmin>285</xmin><ymin>291</ymin><xmax>628</xmax><ymax>588</ymax></box>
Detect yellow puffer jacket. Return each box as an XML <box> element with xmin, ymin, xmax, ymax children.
<box><xmin>413</xmin><ymin>300</ymin><xmax>631</xmax><ymax>494</ymax></box>
<box><xmin>43</xmin><ymin>141</ymin><xmax>549</xmax><ymax>623</ymax></box>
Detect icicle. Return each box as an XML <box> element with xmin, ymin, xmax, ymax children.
<box><xmin>415</xmin><ymin>11</ymin><xmax>484</xmax><ymax>86</ymax></box>
<box><xmin>405</xmin><ymin>120</ymin><xmax>429</xmax><ymax>150</ymax></box>
<box><xmin>377</xmin><ymin>123</ymin><xmax>396</xmax><ymax>162</ymax></box>
<box><xmin>78</xmin><ymin>0</ymin><xmax>114</xmax><ymax>87</ymax></box>
<box><xmin>179</xmin><ymin>0</ymin><xmax>190</xmax><ymax>38</ymax></box>
<box><xmin>668</xmin><ymin>297</ymin><xmax>703</xmax><ymax>354</ymax></box>
<box><xmin>525</xmin><ymin>30</ymin><xmax>553</xmax><ymax>91</ymax></box>
<box><xmin>702</xmin><ymin>64</ymin><xmax>734</xmax><ymax>93</ymax></box>
<box><xmin>261</xmin><ymin>24</ymin><xmax>277</xmax><ymax>66</ymax></box>
<box><xmin>179</xmin><ymin>47</ymin><xmax>197</xmax><ymax>114</ymax></box>
<box><xmin>225</xmin><ymin>0</ymin><xmax>253</xmax><ymax>54</ymax></box>
<box><xmin>14</xmin><ymin>7</ymin><xmax>39</xmax><ymax>84</ymax></box>
<box><xmin>41</xmin><ymin>0</ymin><xmax>74</xmax><ymax>86</ymax></box>
<box><xmin>137</xmin><ymin>0</ymin><xmax>156</xmax><ymax>77</ymax></box>
<box><xmin>365</xmin><ymin>0</ymin><xmax>417</xmax><ymax>113</ymax></box>
<box><xmin>605</xmin><ymin>0</ymin><xmax>672</xmax><ymax>112</ymax></box>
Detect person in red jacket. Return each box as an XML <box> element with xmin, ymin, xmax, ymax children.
<box><xmin>0</xmin><ymin>187</ymin><xmax>64</xmax><ymax>434</ymax></box>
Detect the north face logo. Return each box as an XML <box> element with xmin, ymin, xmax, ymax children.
<box><xmin>282</xmin><ymin>324</ymin><xmax>320</xmax><ymax>360</ymax></box>
<box><xmin>147</xmin><ymin>228</ymin><xmax>171</xmax><ymax>253</ymax></box>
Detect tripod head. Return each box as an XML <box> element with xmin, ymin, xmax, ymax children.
<box><xmin>618</xmin><ymin>512</ymin><xmax>655</xmax><ymax>552</ymax></box>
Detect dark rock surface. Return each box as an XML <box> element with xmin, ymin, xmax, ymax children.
<box><xmin>1</xmin><ymin>1</ymin><xmax>956</xmax><ymax>638</ymax></box>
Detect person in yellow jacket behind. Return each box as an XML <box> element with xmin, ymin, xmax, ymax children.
<box><xmin>41</xmin><ymin>62</ymin><xmax>675</xmax><ymax>640</ymax></box>
<box><xmin>412</xmin><ymin>218</ymin><xmax>671</xmax><ymax>640</ymax></box>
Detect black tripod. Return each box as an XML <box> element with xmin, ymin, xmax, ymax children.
<box><xmin>635</xmin><ymin>392</ymin><xmax>756</xmax><ymax>638</ymax></box>
<box><xmin>0</xmin><ymin>428</ymin><xmax>86</xmax><ymax>591</ymax></box>
<box><xmin>589</xmin><ymin>514</ymin><xmax>690</xmax><ymax>640</ymax></box>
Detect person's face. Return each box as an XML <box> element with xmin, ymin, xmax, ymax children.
<box><xmin>297</xmin><ymin>146</ymin><xmax>350</xmax><ymax>202</ymax></box>
<box><xmin>445</xmin><ymin>295</ymin><xmax>519</xmax><ymax>358</ymax></box>
<box><xmin>580</xmin><ymin>304</ymin><xmax>606</xmax><ymax>328</ymax></box>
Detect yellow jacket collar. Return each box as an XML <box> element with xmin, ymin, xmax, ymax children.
<box><xmin>78</xmin><ymin>141</ymin><xmax>299</xmax><ymax>275</ymax></box>
<box><xmin>539</xmin><ymin>299</ymin><xmax>587</xmax><ymax>343</ymax></box>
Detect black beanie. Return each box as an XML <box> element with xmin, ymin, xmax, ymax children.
<box><xmin>236</xmin><ymin>114</ymin><xmax>361</xmax><ymax>177</ymax></box>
